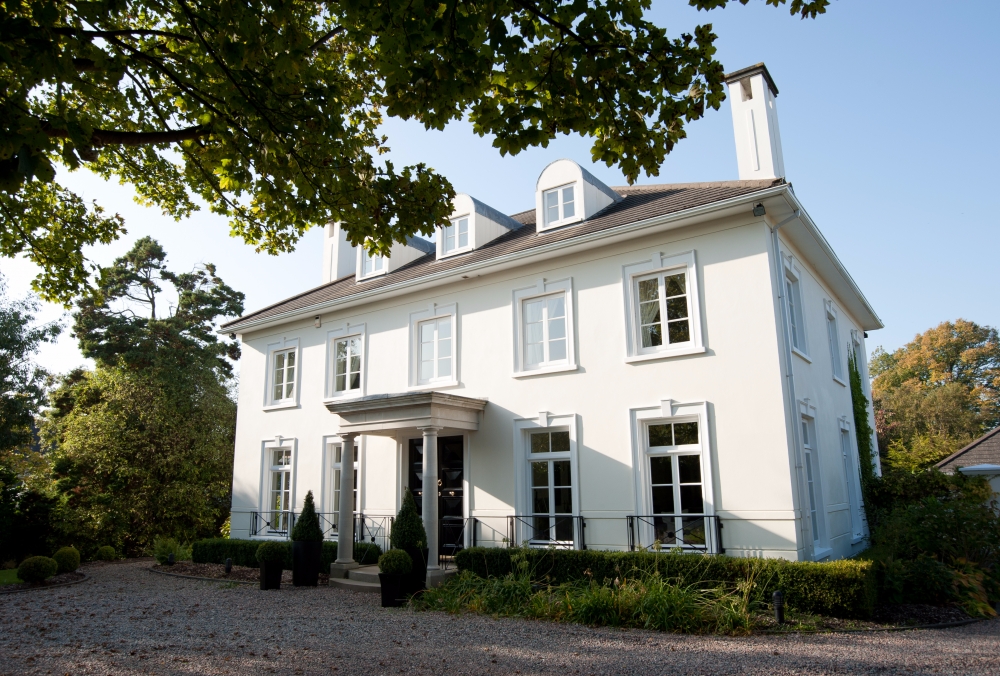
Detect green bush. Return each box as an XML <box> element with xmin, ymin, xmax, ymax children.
<box><xmin>193</xmin><ymin>538</ymin><xmax>382</xmax><ymax>570</ymax></box>
<box><xmin>152</xmin><ymin>537</ymin><xmax>192</xmax><ymax>565</ymax></box>
<box><xmin>290</xmin><ymin>491</ymin><xmax>324</xmax><ymax>542</ymax></box>
<box><xmin>53</xmin><ymin>547</ymin><xmax>80</xmax><ymax>574</ymax></box>
<box><xmin>95</xmin><ymin>545</ymin><xmax>117</xmax><ymax>561</ymax></box>
<box><xmin>454</xmin><ymin>547</ymin><xmax>877</xmax><ymax>619</ymax></box>
<box><xmin>379</xmin><ymin>549</ymin><xmax>413</xmax><ymax>575</ymax></box>
<box><xmin>17</xmin><ymin>556</ymin><xmax>59</xmax><ymax>583</ymax></box>
<box><xmin>256</xmin><ymin>541</ymin><xmax>287</xmax><ymax>563</ymax></box>
<box><xmin>390</xmin><ymin>491</ymin><xmax>426</xmax><ymax>550</ymax></box>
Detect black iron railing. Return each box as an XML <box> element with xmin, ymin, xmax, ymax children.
<box><xmin>251</xmin><ymin>510</ymin><xmax>296</xmax><ymax>537</ymax></box>
<box><xmin>507</xmin><ymin>515</ymin><xmax>586</xmax><ymax>550</ymax></box>
<box><xmin>626</xmin><ymin>514</ymin><xmax>723</xmax><ymax>554</ymax></box>
<box><xmin>440</xmin><ymin>517</ymin><xmax>477</xmax><ymax>569</ymax></box>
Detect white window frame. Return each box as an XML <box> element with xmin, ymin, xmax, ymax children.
<box><xmin>825</xmin><ymin>300</ymin><xmax>846</xmax><ymax>385</ymax></box>
<box><xmin>512</xmin><ymin>412</ymin><xmax>582</xmax><ymax>549</ymax></box>
<box><xmin>408</xmin><ymin>302</ymin><xmax>459</xmax><ymax>389</ymax></box>
<box><xmin>357</xmin><ymin>248</ymin><xmax>387</xmax><ymax>280</ymax></box>
<box><xmin>511</xmin><ymin>278</ymin><xmax>577</xmax><ymax>377</ymax></box>
<box><xmin>321</xmin><ymin>435</ymin><xmax>361</xmax><ymax>534</ymax></box>
<box><xmin>259</xmin><ymin>437</ymin><xmax>297</xmax><ymax>537</ymax></box>
<box><xmin>621</xmin><ymin>250</ymin><xmax>704</xmax><ymax>362</ymax></box>
<box><xmin>324</xmin><ymin>323</ymin><xmax>367</xmax><ymax>400</ymax></box>
<box><xmin>629</xmin><ymin>399</ymin><xmax>718</xmax><ymax>553</ymax></box>
<box><xmin>783</xmin><ymin>256</ymin><xmax>810</xmax><ymax>361</ymax></box>
<box><xmin>798</xmin><ymin>402</ymin><xmax>830</xmax><ymax>559</ymax></box>
<box><xmin>839</xmin><ymin>418</ymin><xmax>865</xmax><ymax>543</ymax></box>
<box><xmin>440</xmin><ymin>214</ymin><xmax>472</xmax><ymax>257</ymax></box>
<box><xmin>263</xmin><ymin>338</ymin><xmax>300</xmax><ymax>410</ymax></box>
<box><xmin>540</xmin><ymin>182</ymin><xmax>581</xmax><ymax>230</ymax></box>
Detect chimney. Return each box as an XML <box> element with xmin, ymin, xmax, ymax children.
<box><xmin>322</xmin><ymin>222</ymin><xmax>357</xmax><ymax>283</ymax></box>
<box><xmin>724</xmin><ymin>63</ymin><xmax>785</xmax><ymax>180</ymax></box>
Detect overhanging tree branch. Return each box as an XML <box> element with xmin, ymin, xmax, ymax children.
<box><xmin>43</xmin><ymin>123</ymin><xmax>211</xmax><ymax>146</ymax></box>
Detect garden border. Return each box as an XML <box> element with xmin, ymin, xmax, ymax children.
<box><xmin>148</xmin><ymin>565</ymin><xmax>257</xmax><ymax>586</ymax></box>
<box><xmin>0</xmin><ymin>572</ymin><xmax>89</xmax><ymax>595</ymax></box>
<box><xmin>761</xmin><ymin>617</ymin><xmax>986</xmax><ymax>634</ymax></box>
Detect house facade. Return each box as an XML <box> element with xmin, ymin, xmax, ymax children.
<box><xmin>221</xmin><ymin>64</ymin><xmax>882</xmax><ymax>581</ymax></box>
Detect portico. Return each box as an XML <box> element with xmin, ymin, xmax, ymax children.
<box><xmin>325</xmin><ymin>391</ymin><xmax>487</xmax><ymax>585</ymax></box>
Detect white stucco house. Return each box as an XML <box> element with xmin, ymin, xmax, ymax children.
<box><xmin>220</xmin><ymin>63</ymin><xmax>882</xmax><ymax>583</ymax></box>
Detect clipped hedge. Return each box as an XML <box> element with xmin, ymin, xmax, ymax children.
<box><xmin>454</xmin><ymin>547</ymin><xmax>877</xmax><ymax>619</ymax></box>
<box><xmin>18</xmin><ymin>556</ymin><xmax>59</xmax><ymax>583</ymax></box>
<box><xmin>193</xmin><ymin>538</ymin><xmax>381</xmax><ymax>570</ymax></box>
<box><xmin>53</xmin><ymin>547</ymin><xmax>81</xmax><ymax>574</ymax></box>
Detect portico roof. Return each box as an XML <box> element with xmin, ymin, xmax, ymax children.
<box><xmin>325</xmin><ymin>391</ymin><xmax>487</xmax><ymax>437</ymax></box>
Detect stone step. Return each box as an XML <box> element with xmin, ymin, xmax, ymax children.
<box><xmin>329</xmin><ymin>576</ymin><xmax>381</xmax><ymax>594</ymax></box>
<box><xmin>348</xmin><ymin>565</ymin><xmax>381</xmax><ymax>584</ymax></box>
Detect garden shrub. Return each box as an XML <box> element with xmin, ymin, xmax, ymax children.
<box><xmin>390</xmin><ymin>491</ymin><xmax>426</xmax><ymax>550</ymax></box>
<box><xmin>290</xmin><ymin>491</ymin><xmax>324</xmax><ymax>542</ymax></box>
<box><xmin>454</xmin><ymin>547</ymin><xmax>876</xmax><ymax>619</ymax></box>
<box><xmin>96</xmin><ymin>545</ymin><xmax>117</xmax><ymax>561</ymax></box>
<box><xmin>53</xmin><ymin>547</ymin><xmax>80</xmax><ymax>574</ymax></box>
<box><xmin>379</xmin><ymin>549</ymin><xmax>413</xmax><ymax>575</ymax></box>
<box><xmin>193</xmin><ymin>538</ymin><xmax>381</xmax><ymax>570</ymax></box>
<box><xmin>17</xmin><ymin>556</ymin><xmax>59</xmax><ymax>583</ymax></box>
<box><xmin>152</xmin><ymin>537</ymin><xmax>192</xmax><ymax>565</ymax></box>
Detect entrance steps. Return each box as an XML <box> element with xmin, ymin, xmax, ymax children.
<box><xmin>329</xmin><ymin>565</ymin><xmax>381</xmax><ymax>594</ymax></box>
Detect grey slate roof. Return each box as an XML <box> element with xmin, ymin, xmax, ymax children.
<box><xmin>222</xmin><ymin>179</ymin><xmax>783</xmax><ymax>331</ymax></box>
<box><xmin>936</xmin><ymin>427</ymin><xmax>1000</xmax><ymax>473</ymax></box>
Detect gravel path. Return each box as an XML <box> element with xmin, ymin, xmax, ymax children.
<box><xmin>1</xmin><ymin>559</ymin><xmax>998</xmax><ymax>675</ymax></box>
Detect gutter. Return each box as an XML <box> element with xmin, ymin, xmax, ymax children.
<box><xmin>221</xmin><ymin>184</ymin><xmax>790</xmax><ymax>335</ymax></box>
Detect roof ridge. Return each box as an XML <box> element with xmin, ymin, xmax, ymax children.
<box><xmin>613</xmin><ymin>179</ymin><xmax>783</xmax><ymax>192</ymax></box>
<box><xmin>935</xmin><ymin>424</ymin><xmax>1000</xmax><ymax>468</ymax></box>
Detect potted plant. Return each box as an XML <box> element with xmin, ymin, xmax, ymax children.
<box><xmin>377</xmin><ymin>549</ymin><xmax>413</xmax><ymax>608</ymax></box>
<box><xmin>256</xmin><ymin>541</ymin><xmax>286</xmax><ymax>590</ymax></box>
<box><xmin>390</xmin><ymin>490</ymin><xmax>428</xmax><ymax>595</ymax></box>
<box><xmin>290</xmin><ymin>490</ymin><xmax>324</xmax><ymax>586</ymax></box>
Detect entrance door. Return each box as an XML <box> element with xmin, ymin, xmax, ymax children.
<box><xmin>408</xmin><ymin>436</ymin><xmax>465</xmax><ymax>556</ymax></box>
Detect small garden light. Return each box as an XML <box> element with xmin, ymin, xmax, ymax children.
<box><xmin>167</xmin><ymin>553</ymin><xmax>175</xmax><ymax>566</ymax></box>
<box><xmin>225</xmin><ymin>558</ymin><xmax>233</xmax><ymax>575</ymax></box>
<box><xmin>772</xmin><ymin>590</ymin><xmax>785</xmax><ymax>624</ymax></box>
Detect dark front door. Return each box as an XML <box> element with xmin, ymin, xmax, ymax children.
<box><xmin>408</xmin><ymin>436</ymin><xmax>465</xmax><ymax>557</ymax></box>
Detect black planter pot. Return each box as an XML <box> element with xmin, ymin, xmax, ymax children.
<box><xmin>379</xmin><ymin>573</ymin><xmax>406</xmax><ymax>608</ymax></box>
<box><xmin>260</xmin><ymin>561</ymin><xmax>282</xmax><ymax>590</ymax></box>
<box><xmin>403</xmin><ymin>546</ymin><xmax>429</xmax><ymax>595</ymax></box>
<box><xmin>292</xmin><ymin>541</ymin><xmax>322</xmax><ymax>587</ymax></box>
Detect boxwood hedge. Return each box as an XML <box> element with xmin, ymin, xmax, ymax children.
<box><xmin>193</xmin><ymin>539</ymin><xmax>381</xmax><ymax>570</ymax></box>
<box><xmin>454</xmin><ymin>547</ymin><xmax>877</xmax><ymax>619</ymax></box>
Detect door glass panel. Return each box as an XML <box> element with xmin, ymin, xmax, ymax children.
<box><xmin>648</xmin><ymin>424</ymin><xmax>673</xmax><ymax>447</ymax></box>
<box><xmin>673</xmin><ymin>422</ymin><xmax>698</xmax><ymax>445</ymax></box>
<box><xmin>530</xmin><ymin>432</ymin><xmax>550</xmax><ymax>454</ymax></box>
<box><xmin>551</xmin><ymin>431</ymin><xmax>570</xmax><ymax>453</ymax></box>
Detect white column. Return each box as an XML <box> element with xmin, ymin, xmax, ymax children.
<box><xmin>420</xmin><ymin>426</ymin><xmax>441</xmax><ymax>571</ymax></box>
<box><xmin>335</xmin><ymin>433</ymin><xmax>356</xmax><ymax>565</ymax></box>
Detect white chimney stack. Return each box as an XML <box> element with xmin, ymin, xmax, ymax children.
<box><xmin>724</xmin><ymin>63</ymin><xmax>785</xmax><ymax>181</ymax></box>
<box><xmin>322</xmin><ymin>222</ymin><xmax>357</xmax><ymax>283</ymax></box>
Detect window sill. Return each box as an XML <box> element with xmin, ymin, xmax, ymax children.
<box><xmin>356</xmin><ymin>270</ymin><xmax>387</xmax><ymax>282</ymax></box>
<box><xmin>438</xmin><ymin>247</ymin><xmax>473</xmax><ymax>260</ymax></box>
<box><xmin>513</xmin><ymin>363</ymin><xmax>578</xmax><ymax>379</ymax></box>
<box><xmin>538</xmin><ymin>215</ymin><xmax>583</xmax><ymax>232</ymax></box>
<box><xmin>832</xmin><ymin>374</ymin><xmax>847</xmax><ymax>387</ymax></box>
<box><xmin>408</xmin><ymin>380</ymin><xmax>460</xmax><ymax>392</ymax></box>
<box><xmin>625</xmin><ymin>345</ymin><xmax>706</xmax><ymax>364</ymax></box>
<box><xmin>263</xmin><ymin>401</ymin><xmax>299</xmax><ymax>412</ymax></box>
<box><xmin>791</xmin><ymin>347</ymin><xmax>812</xmax><ymax>363</ymax></box>
<box><xmin>850</xmin><ymin>535</ymin><xmax>865</xmax><ymax>546</ymax></box>
<box><xmin>812</xmin><ymin>546</ymin><xmax>833</xmax><ymax>561</ymax></box>
<box><xmin>323</xmin><ymin>391</ymin><xmax>364</xmax><ymax>404</ymax></box>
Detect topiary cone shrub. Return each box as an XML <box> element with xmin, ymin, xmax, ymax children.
<box><xmin>391</xmin><ymin>490</ymin><xmax>428</xmax><ymax>595</ymax></box>
<box><xmin>291</xmin><ymin>490</ymin><xmax>324</xmax><ymax>587</ymax></box>
<box><xmin>18</xmin><ymin>556</ymin><xmax>59</xmax><ymax>584</ymax></box>
<box><xmin>96</xmin><ymin>546</ymin><xmax>117</xmax><ymax>561</ymax></box>
<box><xmin>53</xmin><ymin>547</ymin><xmax>81</xmax><ymax>574</ymax></box>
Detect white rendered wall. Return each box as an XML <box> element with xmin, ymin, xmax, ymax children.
<box><xmin>231</xmin><ymin>216</ymin><xmax>816</xmax><ymax>559</ymax></box>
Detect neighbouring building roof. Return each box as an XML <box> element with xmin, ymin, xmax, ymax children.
<box><xmin>221</xmin><ymin>179</ymin><xmax>783</xmax><ymax>332</ymax></box>
<box><xmin>936</xmin><ymin>427</ymin><xmax>1000</xmax><ymax>474</ymax></box>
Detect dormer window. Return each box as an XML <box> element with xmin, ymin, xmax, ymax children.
<box><xmin>360</xmin><ymin>251</ymin><xmax>384</xmax><ymax>278</ymax></box>
<box><xmin>543</xmin><ymin>185</ymin><xmax>577</xmax><ymax>228</ymax></box>
<box><xmin>442</xmin><ymin>216</ymin><xmax>470</xmax><ymax>255</ymax></box>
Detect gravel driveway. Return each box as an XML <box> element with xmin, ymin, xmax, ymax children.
<box><xmin>1</xmin><ymin>559</ymin><xmax>998</xmax><ymax>675</ymax></box>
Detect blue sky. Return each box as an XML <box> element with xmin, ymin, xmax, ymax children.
<box><xmin>4</xmin><ymin>0</ymin><xmax>999</xmax><ymax>374</ymax></box>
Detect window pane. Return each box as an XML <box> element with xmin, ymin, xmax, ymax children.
<box><xmin>553</xmin><ymin>460</ymin><xmax>572</xmax><ymax>487</ymax></box>
<box><xmin>349</xmin><ymin>372</ymin><xmax>360</xmax><ymax>390</ymax></box>
<box><xmin>531</xmin><ymin>460</ymin><xmax>549</xmax><ymax>486</ymax></box>
<box><xmin>551</xmin><ymin>431</ymin><xmax>570</xmax><ymax>453</ymax></box>
<box><xmin>547</xmin><ymin>295</ymin><xmax>565</xmax><ymax>318</ymax></box>
<box><xmin>458</xmin><ymin>218</ymin><xmax>469</xmax><ymax>247</ymax></box>
<box><xmin>336</xmin><ymin>374</ymin><xmax>346</xmax><ymax>391</ymax></box>
<box><xmin>532</xmin><ymin>488</ymin><xmax>549</xmax><ymax>513</ymax></box>
<box><xmin>530</xmin><ymin>432</ymin><xmax>550</xmax><ymax>454</ymax></box>
<box><xmin>525</xmin><ymin>321</ymin><xmax>544</xmax><ymax>345</ymax></box>
<box><xmin>673</xmin><ymin>422</ymin><xmax>698</xmax><ymax>445</ymax></box>
<box><xmin>664</xmin><ymin>273</ymin><xmax>686</xmax><ymax>297</ymax></box>
<box><xmin>533</xmin><ymin>516</ymin><xmax>550</xmax><ymax>541</ymax></box>
<box><xmin>680</xmin><ymin>517</ymin><xmax>706</xmax><ymax>546</ymax></box>
<box><xmin>287</xmin><ymin>351</ymin><xmax>295</xmax><ymax>367</ymax></box>
<box><xmin>667</xmin><ymin>320</ymin><xmax>690</xmax><ymax>344</ymax></box>
<box><xmin>639</xmin><ymin>300</ymin><xmax>661</xmax><ymax>325</ymax></box>
<box><xmin>638</xmin><ymin>278</ymin><xmax>659</xmax><ymax>303</ymax></box>
<box><xmin>679</xmin><ymin>485</ymin><xmax>704</xmax><ymax>514</ymax></box>
<box><xmin>649</xmin><ymin>455</ymin><xmax>673</xmax><ymax>484</ymax></box>
<box><xmin>678</xmin><ymin>455</ymin><xmax>702</xmax><ymax>483</ymax></box>
<box><xmin>419</xmin><ymin>359</ymin><xmax>433</xmax><ymax>382</ymax></box>
<box><xmin>334</xmin><ymin>445</ymin><xmax>343</xmax><ymax>464</ymax></box>
<box><xmin>420</xmin><ymin>321</ymin><xmax>435</xmax><ymax>342</ymax></box>
<box><xmin>548</xmin><ymin>317</ymin><xmax>566</xmax><ymax>340</ymax></box>
<box><xmin>525</xmin><ymin>299</ymin><xmax>543</xmax><ymax>323</ymax></box>
<box><xmin>350</xmin><ymin>353</ymin><xmax>361</xmax><ymax>374</ymax></box>
<box><xmin>285</xmin><ymin>382</ymin><xmax>294</xmax><ymax>398</ymax></box>
<box><xmin>274</xmin><ymin>352</ymin><xmax>285</xmax><ymax>376</ymax></box>
<box><xmin>641</xmin><ymin>324</ymin><xmax>663</xmax><ymax>348</ymax></box>
<box><xmin>562</xmin><ymin>186</ymin><xmax>575</xmax><ymax>219</ymax></box>
<box><xmin>651</xmin><ymin>486</ymin><xmax>675</xmax><ymax>514</ymax></box>
<box><xmin>374</xmin><ymin>256</ymin><xmax>383</xmax><ymax>271</ymax></box>
<box><xmin>273</xmin><ymin>384</ymin><xmax>282</xmax><ymax>401</ymax></box>
<box><xmin>555</xmin><ymin>516</ymin><xmax>574</xmax><ymax>542</ymax></box>
<box><xmin>648</xmin><ymin>424</ymin><xmax>673</xmax><ymax>447</ymax></box>
<box><xmin>438</xmin><ymin>337</ymin><xmax>451</xmax><ymax>359</ymax></box>
<box><xmin>666</xmin><ymin>296</ymin><xmax>688</xmax><ymax>320</ymax></box>
<box><xmin>548</xmin><ymin>338</ymin><xmax>567</xmax><ymax>362</ymax></box>
<box><xmin>545</xmin><ymin>190</ymin><xmax>559</xmax><ymax>224</ymax></box>
<box><xmin>554</xmin><ymin>487</ymin><xmax>572</xmax><ymax>514</ymax></box>
<box><xmin>437</xmin><ymin>317</ymin><xmax>451</xmax><ymax>340</ymax></box>
<box><xmin>526</xmin><ymin>343</ymin><xmax>544</xmax><ymax>367</ymax></box>
<box><xmin>438</xmin><ymin>356</ymin><xmax>452</xmax><ymax>378</ymax></box>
